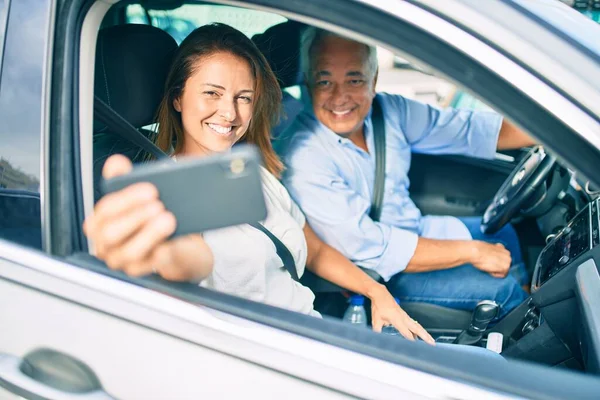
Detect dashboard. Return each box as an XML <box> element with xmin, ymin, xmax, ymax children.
<box><xmin>510</xmin><ymin>198</ymin><xmax>600</xmax><ymax>373</ymax></box>
<box><xmin>533</xmin><ymin>199</ymin><xmax>599</xmax><ymax>289</ymax></box>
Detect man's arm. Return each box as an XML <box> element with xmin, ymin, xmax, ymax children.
<box><xmin>497</xmin><ymin>120</ymin><xmax>536</xmax><ymax>150</ymax></box>
<box><xmin>394</xmin><ymin>94</ymin><xmax>535</xmax><ymax>156</ymax></box>
<box><xmin>404</xmin><ymin>237</ymin><xmax>511</xmax><ymax>278</ymax></box>
<box><xmin>282</xmin><ymin>156</ymin><xmax>512</xmax><ymax>280</ymax></box>
<box><xmin>303</xmin><ymin>222</ymin><xmax>435</xmax><ymax>343</ymax></box>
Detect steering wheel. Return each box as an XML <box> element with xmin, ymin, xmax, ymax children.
<box><xmin>481</xmin><ymin>146</ymin><xmax>556</xmax><ymax>234</ymax></box>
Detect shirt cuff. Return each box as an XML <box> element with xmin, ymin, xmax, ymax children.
<box><xmin>469</xmin><ymin>112</ymin><xmax>503</xmax><ymax>160</ymax></box>
<box><xmin>373</xmin><ymin>226</ymin><xmax>419</xmax><ymax>282</ymax></box>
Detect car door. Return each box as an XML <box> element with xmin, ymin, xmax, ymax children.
<box><xmin>6</xmin><ymin>244</ymin><xmax>461</xmax><ymax>399</ymax></box>
<box><xmin>408</xmin><ymin>152</ymin><xmax>521</xmax><ymax>216</ymax></box>
<box><xmin>0</xmin><ymin>0</ymin><xmax>515</xmax><ymax>399</ymax></box>
<box><xmin>4</xmin><ymin>0</ymin><xmax>600</xmax><ymax>399</ymax></box>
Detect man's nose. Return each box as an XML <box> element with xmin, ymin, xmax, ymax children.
<box><xmin>330</xmin><ymin>83</ymin><xmax>349</xmax><ymax>105</ymax></box>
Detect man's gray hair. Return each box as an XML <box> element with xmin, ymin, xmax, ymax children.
<box><xmin>300</xmin><ymin>27</ymin><xmax>378</xmax><ymax>83</ymax></box>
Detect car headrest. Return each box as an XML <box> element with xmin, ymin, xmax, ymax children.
<box><xmin>94</xmin><ymin>24</ymin><xmax>177</xmax><ymax>129</ymax></box>
<box><xmin>252</xmin><ymin>21</ymin><xmax>306</xmax><ymax>89</ymax></box>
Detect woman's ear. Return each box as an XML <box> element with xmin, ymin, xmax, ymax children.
<box><xmin>173</xmin><ymin>97</ymin><xmax>182</xmax><ymax>112</ymax></box>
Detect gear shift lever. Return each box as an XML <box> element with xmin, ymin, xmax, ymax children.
<box><xmin>453</xmin><ymin>300</ymin><xmax>499</xmax><ymax>346</ymax></box>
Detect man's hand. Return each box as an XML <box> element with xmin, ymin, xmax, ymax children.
<box><xmin>369</xmin><ymin>284</ymin><xmax>435</xmax><ymax>344</ymax></box>
<box><xmin>470</xmin><ymin>241</ymin><xmax>511</xmax><ymax>278</ymax></box>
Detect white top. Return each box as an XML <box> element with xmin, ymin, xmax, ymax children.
<box><xmin>200</xmin><ymin>167</ymin><xmax>319</xmax><ymax>316</ymax></box>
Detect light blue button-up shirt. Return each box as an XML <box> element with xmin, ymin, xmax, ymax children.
<box><xmin>275</xmin><ymin>93</ymin><xmax>502</xmax><ymax>281</ymax></box>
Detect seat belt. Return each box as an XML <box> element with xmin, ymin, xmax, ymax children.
<box><xmin>250</xmin><ymin>222</ymin><xmax>299</xmax><ymax>281</ymax></box>
<box><xmin>93</xmin><ymin>95</ymin><xmax>300</xmax><ymax>281</ymax></box>
<box><xmin>370</xmin><ymin>96</ymin><xmax>386</xmax><ymax>222</ymax></box>
<box><xmin>94</xmin><ymin>96</ymin><xmax>170</xmax><ymax>161</ymax></box>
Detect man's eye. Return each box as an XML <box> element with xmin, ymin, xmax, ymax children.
<box><xmin>349</xmin><ymin>79</ymin><xmax>365</xmax><ymax>86</ymax></box>
<box><xmin>316</xmin><ymin>80</ymin><xmax>331</xmax><ymax>87</ymax></box>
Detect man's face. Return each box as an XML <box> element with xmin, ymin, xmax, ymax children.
<box><xmin>308</xmin><ymin>36</ymin><xmax>377</xmax><ymax>138</ymax></box>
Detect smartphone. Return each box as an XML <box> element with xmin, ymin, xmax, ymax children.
<box><xmin>101</xmin><ymin>144</ymin><xmax>267</xmax><ymax>236</ymax></box>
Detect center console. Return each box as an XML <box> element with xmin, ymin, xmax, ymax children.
<box><xmin>533</xmin><ymin>199</ymin><xmax>599</xmax><ymax>290</ymax></box>
<box><xmin>427</xmin><ymin>200</ymin><xmax>600</xmax><ymax>368</ymax></box>
<box><xmin>495</xmin><ymin>200</ymin><xmax>600</xmax><ymax>369</ymax></box>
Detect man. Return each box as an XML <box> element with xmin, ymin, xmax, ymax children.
<box><xmin>275</xmin><ymin>27</ymin><xmax>535</xmax><ymax>318</ymax></box>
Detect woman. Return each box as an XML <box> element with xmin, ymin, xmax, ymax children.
<box><xmin>83</xmin><ymin>23</ymin><xmax>433</xmax><ymax>343</ymax></box>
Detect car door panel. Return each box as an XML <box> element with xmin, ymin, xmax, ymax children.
<box><xmin>3</xmin><ymin>243</ymin><xmax>486</xmax><ymax>400</ymax></box>
<box><xmin>408</xmin><ymin>153</ymin><xmax>516</xmax><ymax>216</ymax></box>
<box><xmin>0</xmin><ymin>267</ymin><xmax>362</xmax><ymax>400</ymax></box>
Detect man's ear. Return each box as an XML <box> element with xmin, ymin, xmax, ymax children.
<box><xmin>173</xmin><ymin>97</ymin><xmax>182</xmax><ymax>112</ymax></box>
<box><xmin>303</xmin><ymin>76</ymin><xmax>313</xmax><ymax>100</ymax></box>
<box><xmin>372</xmin><ymin>68</ymin><xmax>379</xmax><ymax>95</ymax></box>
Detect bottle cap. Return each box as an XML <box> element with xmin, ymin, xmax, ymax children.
<box><xmin>349</xmin><ymin>294</ymin><xmax>365</xmax><ymax>306</ymax></box>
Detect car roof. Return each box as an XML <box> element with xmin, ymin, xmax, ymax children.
<box><xmin>509</xmin><ymin>0</ymin><xmax>600</xmax><ymax>59</ymax></box>
<box><xmin>410</xmin><ymin>0</ymin><xmax>600</xmax><ymax>124</ymax></box>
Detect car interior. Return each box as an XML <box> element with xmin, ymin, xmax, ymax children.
<box><xmin>62</xmin><ymin>0</ymin><xmax>600</xmax><ymax>377</ymax></box>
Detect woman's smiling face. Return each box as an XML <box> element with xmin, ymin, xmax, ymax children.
<box><xmin>174</xmin><ymin>51</ymin><xmax>255</xmax><ymax>155</ymax></box>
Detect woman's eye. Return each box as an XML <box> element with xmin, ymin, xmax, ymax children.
<box><xmin>237</xmin><ymin>96</ymin><xmax>253</xmax><ymax>104</ymax></box>
<box><xmin>204</xmin><ymin>91</ymin><xmax>219</xmax><ymax>97</ymax></box>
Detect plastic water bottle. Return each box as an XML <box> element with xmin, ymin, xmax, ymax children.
<box><xmin>343</xmin><ymin>295</ymin><xmax>367</xmax><ymax>327</ymax></box>
<box><xmin>381</xmin><ymin>298</ymin><xmax>402</xmax><ymax>337</ymax></box>
<box><xmin>381</xmin><ymin>325</ymin><xmax>401</xmax><ymax>336</ymax></box>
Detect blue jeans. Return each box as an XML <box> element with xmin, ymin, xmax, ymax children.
<box><xmin>385</xmin><ymin>217</ymin><xmax>529</xmax><ymax>319</ymax></box>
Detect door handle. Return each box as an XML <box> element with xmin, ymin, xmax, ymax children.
<box><xmin>0</xmin><ymin>349</ymin><xmax>114</xmax><ymax>399</ymax></box>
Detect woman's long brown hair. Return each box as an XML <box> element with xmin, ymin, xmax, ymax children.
<box><xmin>154</xmin><ymin>23</ymin><xmax>283</xmax><ymax>177</ymax></box>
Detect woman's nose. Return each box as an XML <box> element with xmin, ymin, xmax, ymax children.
<box><xmin>218</xmin><ymin>100</ymin><xmax>237</xmax><ymax>122</ymax></box>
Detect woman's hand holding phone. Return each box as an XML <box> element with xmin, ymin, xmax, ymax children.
<box><xmin>83</xmin><ymin>154</ymin><xmax>214</xmax><ymax>281</ymax></box>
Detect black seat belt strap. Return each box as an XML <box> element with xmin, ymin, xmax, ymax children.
<box><xmin>94</xmin><ymin>96</ymin><xmax>299</xmax><ymax>281</ymax></box>
<box><xmin>94</xmin><ymin>96</ymin><xmax>170</xmax><ymax>161</ymax></box>
<box><xmin>250</xmin><ymin>222</ymin><xmax>299</xmax><ymax>281</ymax></box>
<box><xmin>370</xmin><ymin>96</ymin><xmax>386</xmax><ymax>222</ymax></box>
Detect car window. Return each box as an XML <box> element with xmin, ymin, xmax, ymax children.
<box><xmin>0</xmin><ymin>0</ymin><xmax>42</xmax><ymax>250</ymax></box>
<box><xmin>125</xmin><ymin>4</ymin><xmax>287</xmax><ymax>43</ymax></box>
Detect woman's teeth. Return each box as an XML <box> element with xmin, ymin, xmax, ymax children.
<box><xmin>208</xmin><ymin>123</ymin><xmax>233</xmax><ymax>134</ymax></box>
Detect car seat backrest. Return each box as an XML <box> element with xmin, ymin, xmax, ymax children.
<box><xmin>93</xmin><ymin>24</ymin><xmax>177</xmax><ymax>202</ymax></box>
<box><xmin>94</xmin><ymin>24</ymin><xmax>178</xmax><ymax>130</ymax></box>
<box><xmin>252</xmin><ymin>20</ymin><xmax>305</xmax><ymax>89</ymax></box>
<box><xmin>252</xmin><ymin>21</ymin><xmax>307</xmax><ymax>138</ymax></box>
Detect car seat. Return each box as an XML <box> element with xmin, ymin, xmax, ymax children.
<box><xmin>93</xmin><ymin>24</ymin><xmax>177</xmax><ymax>202</ymax></box>
<box><xmin>252</xmin><ymin>20</ymin><xmax>307</xmax><ymax>138</ymax></box>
